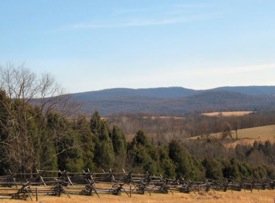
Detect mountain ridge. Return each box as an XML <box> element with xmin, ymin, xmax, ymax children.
<box><xmin>68</xmin><ymin>86</ymin><xmax>275</xmax><ymax>116</ymax></box>
<box><xmin>71</xmin><ymin>86</ymin><xmax>196</xmax><ymax>99</ymax></box>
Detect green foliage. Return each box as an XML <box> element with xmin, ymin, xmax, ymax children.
<box><xmin>47</xmin><ymin>113</ymin><xmax>85</xmax><ymax>172</ymax></box>
<box><xmin>133</xmin><ymin>130</ymin><xmax>148</xmax><ymax>146</ymax></box>
<box><xmin>220</xmin><ymin>158</ymin><xmax>275</xmax><ymax>180</ymax></box>
<box><xmin>253</xmin><ymin>165</ymin><xmax>268</xmax><ymax>180</ymax></box>
<box><xmin>202</xmin><ymin>158</ymin><xmax>223</xmax><ymax>180</ymax></box>
<box><xmin>40</xmin><ymin>132</ymin><xmax>58</xmax><ymax>171</ymax></box>
<box><xmin>57</xmin><ymin>129</ymin><xmax>85</xmax><ymax>172</ymax></box>
<box><xmin>74</xmin><ymin>116</ymin><xmax>95</xmax><ymax>170</ymax></box>
<box><xmin>127</xmin><ymin>130</ymin><xmax>159</xmax><ymax>174</ymax></box>
<box><xmin>168</xmin><ymin>140</ymin><xmax>204</xmax><ymax>180</ymax></box>
<box><xmin>90</xmin><ymin>111</ymin><xmax>103</xmax><ymax>135</ymax></box>
<box><xmin>111</xmin><ymin>125</ymin><xmax>127</xmax><ymax>170</ymax></box>
<box><xmin>90</xmin><ymin>112</ymin><xmax>115</xmax><ymax>170</ymax></box>
<box><xmin>222</xmin><ymin>158</ymin><xmax>243</xmax><ymax>180</ymax></box>
<box><xmin>158</xmin><ymin>146</ymin><xmax>176</xmax><ymax>178</ymax></box>
<box><xmin>0</xmin><ymin>89</ymin><xmax>10</xmax><ymax>174</ymax></box>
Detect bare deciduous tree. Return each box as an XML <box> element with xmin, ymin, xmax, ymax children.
<box><xmin>0</xmin><ymin>63</ymin><xmax>79</xmax><ymax>173</ymax></box>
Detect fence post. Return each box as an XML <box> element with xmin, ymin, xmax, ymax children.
<box><xmin>130</xmin><ymin>183</ymin><xmax>132</xmax><ymax>198</ymax></box>
<box><xmin>36</xmin><ymin>187</ymin><xmax>38</xmax><ymax>201</ymax></box>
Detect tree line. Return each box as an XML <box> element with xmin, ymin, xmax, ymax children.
<box><xmin>106</xmin><ymin>111</ymin><xmax>275</xmax><ymax>144</ymax></box>
<box><xmin>0</xmin><ymin>65</ymin><xmax>275</xmax><ymax>181</ymax></box>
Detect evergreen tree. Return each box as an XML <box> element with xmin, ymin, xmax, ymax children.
<box><xmin>0</xmin><ymin>89</ymin><xmax>10</xmax><ymax>174</ymax></box>
<box><xmin>90</xmin><ymin>112</ymin><xmax>115</xmax><ymax>170</ymax></box>
<box><xmin>133</xmin><ymin>130</ymin><xmax>147</xmax><ymax>146</ymax></box>
<box><xmin>158</xmin><ymin>146</ymin><xmax>176</xmax><ymax>178</ymax></box>
<box><xmin>74</xmin><ymin>116</ymin><xmax>95</xmax><ymax>170</ymax></box>
<box><xmin>90</xmin><ymin>111</ymin><xmax>102</xmax><ymax>135</ymax></box>
<box><xmin>169</xmin><ymin>140</ymin><xmax>203</xmax><ymax>180</ymax></box>
<box><xmin>127</xmin><ymin>130</ymin><xmax>159</xmax><ymax>174</ymax></box>
<box><xmin>202</xmin><ymin>158</ymin><xmax>223</xmax><ymax>180</ymax></box>
<box><xmin>40</xmin><ymin>130</ymin><xmax>58</xmax><ymax>171</ymax></box>
<box><xmin>56</xmin><ymin>129</ymin><xmax>85</xmax><ymax>172</ymax></box>
<box><xmin>111</xmin><ymin>125</ymin><xmax>127</xmax><ymax>170</ymax></box>
<box><xmin>47</xmin><ymin>113</ymin><xmax>84</xmax><ymax>171</ymax></box>
<box><xmin>222</xmin><ymin>158</ymin><xmax>242</xmax><ymax>180</ymax></box>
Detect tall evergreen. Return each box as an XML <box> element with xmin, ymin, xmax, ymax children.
<box><xmin>40</xmin><ymin>130</ymin><xmax>58</xmax><ymax>171</ymax></box>
<box><xmin>169</xmin><ymin>140</ymin><xmax>203</xmax><ymax>180</ymax></box>
<box><xmin>0</xmin><ymin>89</ymin><xmax>10</xmax><ymax>174</ymax></box>
<box><xmin>47</xmin><ymin>113</ymin><xmax>84</xmax><ymax>171</ymax></box>
<box><xmin>111</xmin><ymin>125</ymin><xmax>127</xmax><ymax>170</ymax></box>
<box><xmin>158</xmin><ymin>146</ymin><xmax>176</xmax><ymax>178</ymax></box>
<box><xmin>90</xmin><ymin>112</ymin><xmax>115</xmax><ymax>170</ymax></box>
<box><xmin>127</xmin><ymin>130</ymin><xmax>159</xmax><ymax>174</ymax></box>
<box><xmin>202</xmin><ymin>158</ymin><xmax>223</xmax><ymax>180</ymax></box>
<box><xmin>74</xmin><ymin>116</ymin><xmax>95</xmax><ymax>170</ymax></box>
<box><xmin>57</xmin><ymin>130</ymin><xmax>85</xmax><ymax>172</ymax></box>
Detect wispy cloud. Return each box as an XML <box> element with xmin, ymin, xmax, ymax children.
<box><xmin>60</xmin><ymin>3</ymin><xmax>221</xmax><ymax>31</ymax></box>
<box><xmin>62</xmin><ymin>14</ymin><xmax>219</xmax><ymax>30</ymax></box>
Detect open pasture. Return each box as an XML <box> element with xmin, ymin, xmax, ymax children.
<box><xmin>190</xmin><ymin>124</ymin><xmax>275</xmax><ymax>146</ymax></box>
<box><xmin>201</xmin><ymin>111</ymin><xmax>253</xmax><ymax>117</ymax></box>
<box><xmin>210</xmin><ymin>124</ymin><xmax>275</xmax><ymax>146</ymax></box>
<box><xmin>1</xmin><ymin>190</ymin><xmax>275</xmax><ymax>203</ymax></box>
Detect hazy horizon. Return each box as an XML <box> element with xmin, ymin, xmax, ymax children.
<box><xmin>69</xmin><ymin>85</ymin><xmax>275</xmax><ymax>95</ymax></box>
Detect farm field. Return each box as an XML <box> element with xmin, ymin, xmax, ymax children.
<box><xmin>190</xmin><ymin>124</ymin><xmax>275</xmax><ymax>145</ymax></box>
<box><xmin>1</xmin><ymin>190</ymin><xmax>275</xmax><ymax>203</ymax></box>
<box><xmin>213</xmin><ymin>124</ymin><xmax>275</xmax><ymax>146</ymax></box>
<box><xmin>201</xmin><ymin>111</ymin><xmax>253</xmax><ymax>117</ymax></box>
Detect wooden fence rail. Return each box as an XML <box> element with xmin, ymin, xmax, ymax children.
<box><xmin>0</xmin><ymin>169</ymin><xmax>274</xmax><ymax>201</ymax></box>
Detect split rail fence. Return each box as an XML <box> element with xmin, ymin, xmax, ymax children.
<box><xmin>0</xmin><ymin>169</ymin><xmax>274</xmax><ymax>201</ymax></box>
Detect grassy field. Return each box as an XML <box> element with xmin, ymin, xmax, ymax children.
<box><xmin>202</xmin><ymin>111</ymin><xmax>253</xmax><ymax>117</ymax></box>
<box><xmin>212</xmin><ymin>124</ymin><xmax>275</xmax><ymax>147</ymax></box>
<box><xmin>1</xmin><ymin>190</ymin><xmax>275</xmax><ymax>203</ymax></box>
<box><xmin>190</xmin><ymin>124</ymin><xmax>275</xmax><ymax>146</ymax></box>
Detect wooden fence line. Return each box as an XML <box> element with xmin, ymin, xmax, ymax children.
<box><xmin>0</xmin><ymin>169</ymin><xmax>274</xmax><ymax>201</ymax></box>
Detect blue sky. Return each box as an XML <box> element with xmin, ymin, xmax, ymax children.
<box><xmin>1</xmin><ymin>0</ymin><xmax>275</xmax><ymax>93</ymax></box>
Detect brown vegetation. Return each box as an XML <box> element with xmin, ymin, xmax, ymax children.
<box><xmin>106</xmin><ymin>111</ymin><xmax>275</xmax><ymax>144</ymax></box>
<box><xmin>190</xmin><ymin>124</ymin><xmax>275</xmax><ymax>147</ymax></box>
<box><xmin>1</xmin><ymin>190</ymin><xmax>274</xmax><ymax>203</ymax></box>
<box><xmin>201</xmin><ymin>111</ymin><xmax>253</xmax><ymax>117</ymax></box>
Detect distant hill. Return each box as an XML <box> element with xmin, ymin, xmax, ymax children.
<box><xmin>72</xmin><ymin>87</ymin><xmax>196</xmax><ymax>100</ymax></box>
<box><xmin>212</xmin><ymin>86</ymin><xmax>275</xmax><ymax>96</ymax></box>
<box><xmin>66</xmin><ymin>86</ymin><xmax>275</xmax><ymax>116</ymax></box>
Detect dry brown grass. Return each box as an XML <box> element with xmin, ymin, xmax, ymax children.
<box><xmin>190</xmin><ymin>124</ymin><xmax>275</xmax><ymax>147</ymax></box>
<box><xmin>1</xmin><ymin>190</ymin><xmax>275</xmax><ymax>203</ymax></box>
<box><xmin>202</xmin><ymin>111</ymin><xmax>253</xmax><ymax>117</ymax></box>
<box><xmin>211</xmin><ymin>124</ymin><xmax>275</xmax><ymax>147</ymax></box>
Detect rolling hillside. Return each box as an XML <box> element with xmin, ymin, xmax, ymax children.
<box><xmin>68</xmin><ymin>86</ymin><xmax>275</xmax><ymax>116</ymax></box>
<box><xmin>188</xmin><ymin>124</ymin><xmax>275</xmax><ymax>148</ymax></box>
<box><xmin>212</xmin><ymin>86</ymin><xmax>275</xmax><ymax>96</ymax></box>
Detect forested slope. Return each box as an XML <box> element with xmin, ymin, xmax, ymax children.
<box><xmin>69</xmin><ymin>87</ymin><xmax>275</xmax><ymax>116</ymax></box>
